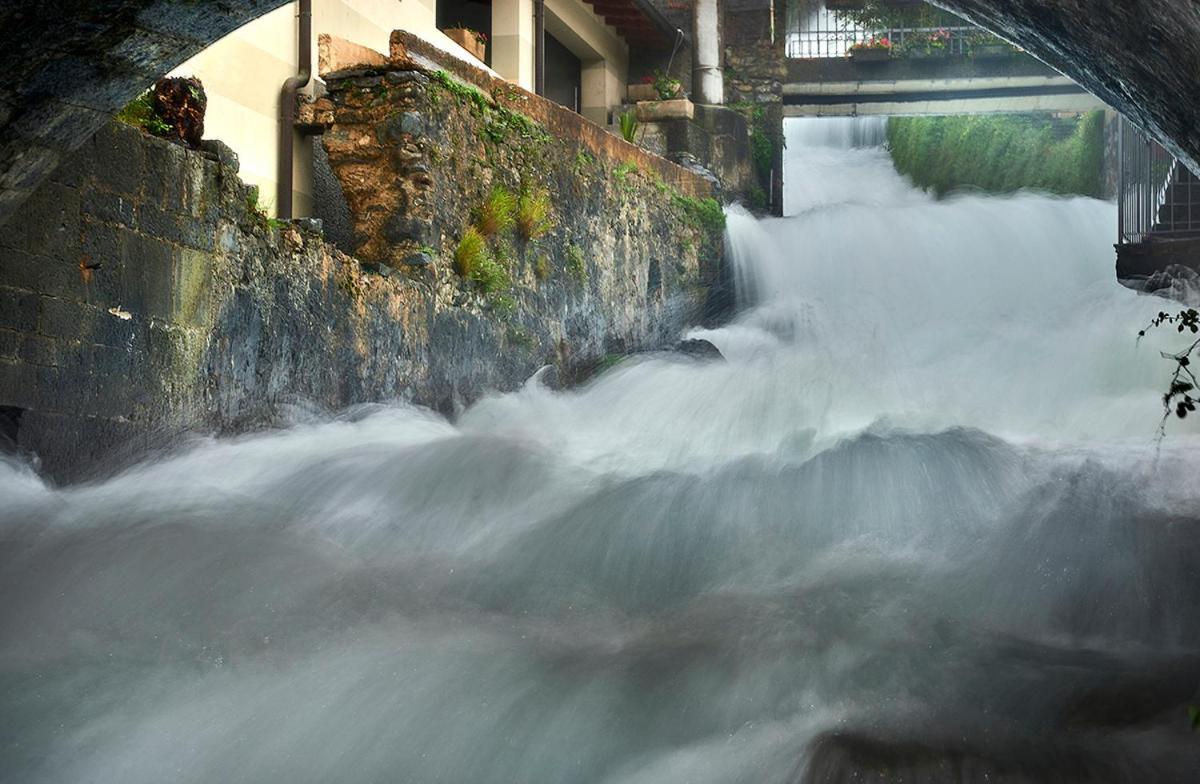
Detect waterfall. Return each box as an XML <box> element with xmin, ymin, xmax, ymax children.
<box><xmin>2</xmin><ymin>117</ymin><xmax>1199</xmax><ymax>783</ymax></box>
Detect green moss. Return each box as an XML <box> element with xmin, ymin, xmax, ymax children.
<box><xmin>613</xmin><ymin>162</ymin><xmax>639</xmax><ymax>186</ymax></box>
<box><xmin>566</xmin><ymin>244</ymin><xmax>586</xmax><ymax>282</ymax></box>
<box><xmin>429</xmin><ymin>69</ymin><xmax>490</xmax><ymax>113</ymax></box>
<box><xmin>533</xmin><ymin>253</ymin><xmax>551</xmax><ymax>280</ymax></box>
<box><xmin>672</xmin><ymin>195</ymin><xmax>726</xmax><ymax>236</ymax></box>
<box><xmin>115</xmin><ymin>91</ymin><xmax>171</xmax><ymax>137</ymax></box>
<box><xmin>886</xmin><ymin>111</ymin><xmax>1107</xmax><ymax>198</ymax></box>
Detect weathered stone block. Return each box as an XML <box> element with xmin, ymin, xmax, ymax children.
<box><xmin>0</xmin><ymin>287</ymin><xmax>39</xmax><ymax>331</ymax></box>
<box><xmin>82</xmin><ymin>187</ymin><xmax>136</xmax><ymax>226</ymax></box>
<box><xmin>636</xmin><ymin>99</ymin><xmax>695</xmax><ymax>122</ymax></box>
<box><xmin>318</xmin><ymin>33</ymin><xmax>388</xmax><ymax>78</ymax></box>
<box><xmin>0</xmin><ymin>329</ymin><xmax>17</xmax><ymax>360</ymax></box>
<box><xmin>90</xmin><ymin>122</ymin><xmax>146</xmax><ymax>197</ymax></box>
<box><xmin>0</xmin><ymin>181</ymin><xmax>80</xmax><ymax>258</ymax></box>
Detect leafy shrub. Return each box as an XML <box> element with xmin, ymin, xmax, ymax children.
<box><xmin>477</xmin><ymin>186</ymin><xmax>516</xmax><ymax>237</ymax></box>
<box><xmin>619</xmin><ymin>111</ymin><xmax>639</xmax><ymax>143</ymax></box>
<box><xmin>517</xmin><ymin>187</ymin><xmax>554</xmax><ymax>240</ymax></box>
<box><xmin>115</xmin><ymin>91</ymin><xmax>171</xmax><ymax>137</ymax></box>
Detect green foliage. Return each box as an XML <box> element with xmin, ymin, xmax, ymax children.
<box><xmin>533</xmin><ymin>253</ymin><xmax>552</xmax><ymax>280</ymax></box>
<box><xmin>574</xmin><ymin>148</ymin><xmax>596</xmax><ymax>174</ymax></box>
<box><xmin>886</xmin><ymin>111</ymin><xmax>1107</xmax><ymax>199</ymax></box>
<box><xmin>566</xmin><ymin>245</ymin><xmax>586</xmax><ymax>282</ymax></box>
<box><xmin>477</xmin><ymin>186</ymin><xmax>516</xmax><ymax>237</ymax></box>
<box><xmin>516</xmin><ymin>186</ymin><xmax>554</xmax><ymax>241</ymax></box>
<box><xmin>841</xmin><ymin>1</ymin><xmax>962</xmax><ymax>33</ymax></box>
<box><xmin>619</xmin><ymin>111</ymin><xmax>639</xmax><ymax>144</ymax></box>
<box><xmin>489</xmin><ymin>293</ymin><xmax>517</xmax><ymax>314</ymax></box>
<box><xmin>650</xmin><ymin>68</ymin><xmax>681</xmax><ymax>100</ymax></box>
<box><xmin>115</xmin><ymin>91</ymin><xmax>171</xmax><ymax>137</ymax></box>
<box><xmin>1138</xmin><ymin>308</ymin><xmax>1200</xmax><ymax>433</ymax></box>
<box><xmin>1189</xmin><ymin>705</ymin><xmax>1200</xmax><ymax>731</ymax></box>
<box><xmin>672</xmin><ymin>195</ymin><xmax>726</xmax><ymax>237</ymax></box>
<box><xmin>455</xmin><ymin>226</ymin><xmax>487</xmax><ymax>276</ymax></box>
<box><xmin>431</xmin><ymin>69</ymin><xmax>547</xmax><ymax>145</ymax></box>
<box><xmin>733</xmin><ymin>100</ymin><xmax>777</xmax><ymax>198</ymax></box>
<box><xmin>613</xmin><ymin>162</ymin><xmax>639</xmax><ymax>187</ymax></box>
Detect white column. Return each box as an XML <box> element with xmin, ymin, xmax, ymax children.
<box><xmin>492</xmin><ymin>0</ymin><xmax>535</xmax><ymax>90</ymax></box>
<box><xmin>693</xmin><ymin>0</ymin><xmax>723</xmax><ymax>105</ymax></box>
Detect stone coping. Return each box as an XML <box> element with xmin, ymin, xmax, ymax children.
<box><xmin>390</xmin><ymin>29</ymin><xmax>715</xmax><ymax>200</ymax></box>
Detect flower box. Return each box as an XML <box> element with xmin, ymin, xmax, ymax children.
<box><xmin>972</xmin><ymin>43</ymin><xmax>1012</xmax><ymax>59</ymax></box>
<box><xmin>443</xmin><ymin>28</ymin><xmax>486</xmax><ymax>62</ymax></box>
<box><xmin>907</xmin><ymin>47</ymin><xmax>949</xmax><ymax>60</ymax></box>
<box><xmin>635</xmin><ymin>98</ymin><xmax>694</xmax><ymax>122</ymax></box>
<box><xmin>627</xmin><ymin>84</ymin><xmax>661</xmax><ymax>102</ymax></box>
<box><xmin>850</xmin><ymin>47</ymin><xmax>891</xmax><ymax>63</ymax></box>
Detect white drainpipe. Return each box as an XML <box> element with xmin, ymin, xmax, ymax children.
<box><xmin>693</xmin><ymin>0</ymin><xmax>723</xmax><ymax>105</ymax></box>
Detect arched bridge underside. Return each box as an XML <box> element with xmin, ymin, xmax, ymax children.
<box><xmin>0</xmin><ymin>0</ymin><xmax>1197</xmax><ymax>227</ymax></box>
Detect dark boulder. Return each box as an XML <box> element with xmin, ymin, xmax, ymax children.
<box><xmin>676</xmin><ymin>338</ymin><xmax>724</xmax><ymax>360</ymax></box>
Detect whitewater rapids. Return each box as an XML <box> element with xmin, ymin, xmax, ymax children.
<box><xmin>2</xmin><ymin>118</ymin><xmax>1200</xmax><ymax>783</ymax></box>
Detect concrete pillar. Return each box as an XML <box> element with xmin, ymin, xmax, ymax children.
<box><xmin>492</xmin><ymin>0</ymin><xmax>535</xmax><ymax>90</ymax></box>
<box><xmin>693</xmin><ymin>0</ymin><xmax>723</xmax><ymax>105</ymax></box>
<box><xmin>581</xmin><ymin>59</ymin><xmax>621</xmax><ymax>126</ymax></box>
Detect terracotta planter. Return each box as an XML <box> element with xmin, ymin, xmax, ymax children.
<box><xmin>635</xmin><ymin>98</ymin><xmax>694</xmax><ymax>122</ymax></box>
<box><xmin>443</xmin><ymin>28</ymin><xmax>486</xmax><ymax>62</ymax></box>
<box><xmin>849</xmin><ymin>47</ymin><xmax>891</xmax><ymax>63</ymax></box>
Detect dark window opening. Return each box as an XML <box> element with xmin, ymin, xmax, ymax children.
<box><xmin>0</xmin><ymin>406</ymin><xmax>23</xmax><ymax>452</ymax></box>
<box><xmin>544</xmin><ymin>33</ymin><xmax>582</xmax><ymax>112</ymax></box>
<box><xmin>437</xmin><ymin>0</ymin><xmax>493</xmax><ymax>66</ymax></box>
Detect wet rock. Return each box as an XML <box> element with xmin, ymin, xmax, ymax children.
<box><xmin>675</xmin><ymin>338</ymin><xmax>724</xmax><ymax>360</ymax></box>
<box><xmin>385</xmin><ymin>70</ymin><xmax>429</xmax><ymax>86</ymax></box>
<box><xmin>399</xmin><ymin>252</ymin><xmax>432</xmax><ymax>268</ymax></box>
<box><xmin>382</xmin><ymin>214</ymin><xmax>429</xmax><ymax>245</ymax></box>
<box><xmin>152</xmin><ymin>76</ymin><xmax>205</xmax><ymax>149</ymax></box>
<box><xmin>199</xmin><ymin>139</ymin><xmax>239</xmax><ymax>172</ymax></box>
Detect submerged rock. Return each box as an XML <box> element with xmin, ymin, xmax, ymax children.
<box><xmin>676</xmin><ymin>338</ymin><xmax>724</xmax><ymax>360</ymax></box>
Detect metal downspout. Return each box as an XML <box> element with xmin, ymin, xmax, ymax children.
<box><xmin>534</xmin><ymin>0</ymin><xmax>546</xmax><ymax>96</ymax></box>
<box><xmin>278</xmin><ymin>0</ymin><xmax>313</xmax><ymax>220</ymax></box>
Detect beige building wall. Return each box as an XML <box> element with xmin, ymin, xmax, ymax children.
<box><xmin>170</xmin><ymin>0</ymin><xmax>632</xmax><ymax>216</ymax></box>
<box><xmin>544</xmin><ymin>0</ymin><xmax>629</xmax><ymax>126</ymax></box>
<box><xmin>169</xmin><ymin>0</ymin><xmax>470</xmax><ymax>217</ymax></box>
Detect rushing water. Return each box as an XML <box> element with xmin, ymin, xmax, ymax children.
<box><xmin>3</xmin><ymin>120</ymin><xmax>1200</xmax><ymax>783</ymax></box>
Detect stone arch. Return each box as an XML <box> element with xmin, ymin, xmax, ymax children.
<box><xmin>0</xmin><ymin>0</ymin><xmax>291</xmax><ymax>227</ymax></box>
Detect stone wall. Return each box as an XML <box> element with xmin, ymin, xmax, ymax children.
<box><xmin>0</xmin><ymin>98</ymin><xmax>724</xmax><ymax>480</ymax></box>
<box><xmin>721</xmin><ymin>0</ymin><xmax>785</xmax><ymax>213</ymax></box>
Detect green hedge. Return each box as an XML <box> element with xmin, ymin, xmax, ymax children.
<box><xmin>886</xmin><ymin>111</ymin><xmax>1107</xmax><ymax>198</ymax></box>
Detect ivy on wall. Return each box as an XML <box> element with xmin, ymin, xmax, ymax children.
<box><xmin>886</xmin><ymin>111</ymin><xmax>1107</xmax><ymax>199</ymax></box>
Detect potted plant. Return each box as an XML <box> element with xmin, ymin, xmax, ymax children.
<box><xmin>849</xmin><ymin>36</ymin><xmax>892</xmax><ymax>62</ymax></box>
<box><xmin>443</xmin><ymin>27</ymin><xmax>487</xmax><ymax>62</ymax></box>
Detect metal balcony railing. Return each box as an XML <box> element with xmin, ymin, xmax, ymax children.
<box><xmin>784</xmin><ymin>0</ymin><xmax>976</xmax><ymax>59</ymax></box>
<box><xmin>1118</xmin><ymin>116</ymin><xmax>1200</xmax><ymax>245</ymax></box>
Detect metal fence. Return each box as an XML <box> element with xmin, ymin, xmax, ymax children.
<box><xmin>1118</xmin><ymin>116</ymin><xmax>1200</xmax><ymax>244</ymax></box>
<box><xmin>784</xmin><ymin>1</ymin><xmax>975</xmax><ymax>59</ymax></box>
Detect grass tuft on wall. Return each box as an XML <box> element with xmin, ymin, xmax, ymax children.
<box><xmin>886</xmin><ymin>111</ymin><xmax>1107</xmax><ymax>199</ymax></box>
